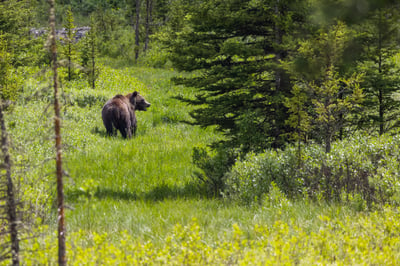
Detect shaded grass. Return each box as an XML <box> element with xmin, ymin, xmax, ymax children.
<box><xmin>64</xmin><ymin>196</ymin><xmax>358</xmax><ymax>247</ymax></box>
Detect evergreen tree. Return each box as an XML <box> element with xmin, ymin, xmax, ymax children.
<box><xmin>313</xmin><ymin>0</ymin><xmax>399</xmax><ymax>25</ymax></box>
<box><xmin>288</xmin><ymin>22</ymin><xmax>364</xmax><ymax>153</ymax></box>
<box><xmin>356</xmin><ymin>6</ymin><xmax>400</xmax><ymax>134</ymax></box>
<box><xmin>49</xmin><ymin>0</ymin><xmax>67</xmax><ymax>264</ymax></box>
<box><xmin>168</xmin><ymin>0</ymin><xmax>307</xmax><ymax>153</ymax></box>
<box><xmin>61</xmin><ymin>6</ymin><xmax>77</xmax><ymax>81</ymax></box>
<box><xmin>81</xmin><ymin>16</ymin><xmax>98</xmax><ymax>89</ymax></box>
<box><xmin>310</xmin><ymin>68</ymin><xmax>363</xmax><ymax>153</ymax></box>
<box><xmin>0</xmin><ymin>34</ymin><xmax>20</xmax><ymax>266</ymax></box>
<box><xmin>134</xmin><ymin>0</ymin><xmax>141</xmax><ymax>62</ymax></box>
<box><xmin>144</xmin><ymin>0</ymin><xmax>153</xmax><ymax>53</ymax></box>
<box><xmin>284</xmin><ymin>83</ymin><xmax>311</xmax><ymax>165</ymax></box>
<box><xmin>0</xmin><ymin>1</ymin><xmax>39</xmax><ymax>263</ymax></box>
<box><xmin>0</xmin><ymin>0</ymin><xmax>37</xmax><ymax>66</ymax></box>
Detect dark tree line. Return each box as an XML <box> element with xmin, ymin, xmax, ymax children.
<box><xmin>33</xmin><ymin>0</ymin><xmax>167</xmax><ymax>63</ymax></box>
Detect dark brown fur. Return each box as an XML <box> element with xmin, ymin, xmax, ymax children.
<box><xmin>102</xmin><ymin>91</ymin><xmax>150</xmax><ymax>138</ymax></box>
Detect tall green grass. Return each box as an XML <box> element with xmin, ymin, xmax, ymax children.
<box><xmin>6</xmin><ymin>63</ymin><xmax>400</xmax><ymax>264</ymax></box>
<box><xmin>62</xmin><ymin>65</ymin><xmax>214</xmax><ymax>199</ymax></box>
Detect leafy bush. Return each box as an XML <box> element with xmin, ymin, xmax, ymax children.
<box><xmin>225</xmin><ymin>134</ymin><xmax>400</xmax><ymax>205</ymax></box>
<box><xmin>97</xmin><ymin>27</ymin><xmax>137</xmax><ymax>63</ymax></box>
<box><xmin>192</xmin><ymin>146</ymin><xmax>238</xmax><ymax>197</ymax></box>
<box><xmin>62</xmin><ymin>86</ymin><xmax>109</xmax><ymax>108</ymax></box>
<box><xmin>137</xmin><ymin>40</ymin><xmax>170</xmax><ymax>69</ymax></box>
<box><xmin>21</xmin><ymin>207</ymin><xmax>400</xmax><ymax>265</ymax></box>
<box><xmin>224</xmin><ymin>149</ymin><xmax>301</xmax><ymax>204</ymax></box>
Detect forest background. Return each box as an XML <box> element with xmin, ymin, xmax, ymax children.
<box><xmin>1</xmin><ymin>0</ymin><xmax>400</xmax><ymax>264</ymax></box>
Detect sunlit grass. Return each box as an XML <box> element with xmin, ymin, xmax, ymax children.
<box><xmin>66</xmin><ymin>197</ymin><xmax>355</xmax><ymax>244</ymax></box>
<box><xmin>24</xmin><ymin>201</ymin><xmax>400</xmax><ymax>265</ymax></box>
<box><xmin>9</xmin><ymin>63</ymin><xmax>400</xmax><ymax>264</ymax></box>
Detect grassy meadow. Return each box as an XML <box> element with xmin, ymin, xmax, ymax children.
<box><xmin>5</xmin><ymin>63</ymin><xmax>400</xmax><ymax>264</ymax></box>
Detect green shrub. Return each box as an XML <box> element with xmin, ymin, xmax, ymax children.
<box><xmin>20</xmin><ymin>207</ymin><xmax>400</xmax><ymax>265</ymax></box>
<box><xmin>137</xmin><ymin>41</ymin><xmax>170</xmax><ymax>68</ymax></box>
<box><xmin>225</xmin><ymin>134</ymin><xmax>400</xmax><ymax>205</ymax></box>
<box><xmin>192</xmin><ymin>146</ymin><xmax>238</xmax><ymax>197</ymax></box>
<box><xmin>224</xmin><ymin>149</ymin><xmax>301</xmax><ymax>204</ymax></box>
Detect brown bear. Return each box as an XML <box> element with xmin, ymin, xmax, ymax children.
<box><xmin>102</xmin><ymin>91</ymin><xmax>151</xmax><ymax>138</ymax></box>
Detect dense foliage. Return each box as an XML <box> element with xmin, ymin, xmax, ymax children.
<box><xmin>22</xmin><ymin>207</ymin><xmax>400</xmax><ymax>265</ymax></box>
<box><xmin>1</xmin><ymin>0</ymin><xmax>400</xmax><ymax>264</ymax></box>
<box><xmin>165</xmin><ymin>0</ymin><xmax>400</xmax><ymax>194</ymax></box>
<box><xmin>167</xmin><ymin>0</ymin><xmax>305</xmax><ymax>152</ymax></box>
<box><xmin>225</xmin><ymin>133</ymin><xmax>400</xmax><ymax>206</ymax></box>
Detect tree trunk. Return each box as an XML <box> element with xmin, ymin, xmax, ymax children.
<box><xmin>135</xmin><ymin>0</ymin><xmax>141</xmax><ymax>61</ymax></box>
<box><xmin>274</xmin><ymin>0</ymin><xmax>284</xmax><ymax>89</ymax></box>
<box><xmin>378</xmin><ymin>9</ymin><xmax>384</xmax><ymax>135</ymax></box>
<box><xmin>0</xmin><ymin>102</ymin><xmax>19</xmax><ymax>266</ymax></box>
<box><xmin>325</xmin><ymin>121</ymin><xmax>332</xmax><ymax>153</ymax></box>
<box><xmin>296</xmin><ymin>100</ymin><xmax>302</xmax><ymax>168</ymax></box>
<box><xmin>68</xmin><ymin>45</ymin><xmax>71</xmax><ymax>81</ymax></box>
<box><xmin>144</xmin><ymin>0</ymin><xmax>152</xmax><ymax>53</ymax></box>
<box><xmin>49</xmin><ymin>0</ymin><xmax>66</xmax><ymax>265</ymax></box>
<box><xmin>379</xmin><ymin>87</ymin><xmax>384</xmax><ymax>135</ymax></box>
<box><xmin>272</xmin><ymin>0</ymin><xmax>284</xmax><ymax>148</ymax></box>
<box><xmin>91</xmin><ymin>40</ymin><xmax>95</xmax><ymax>90</ymax></box>
<box><xmin>325</xmin><ymin>135</ymin><xmax>331</xmax><ymax>153</ymax></box>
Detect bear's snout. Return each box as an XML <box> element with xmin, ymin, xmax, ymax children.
<box><xmin>140</xmin><ymin>100</ymin><xmax>151</xmax><ymax>111</ymax></box>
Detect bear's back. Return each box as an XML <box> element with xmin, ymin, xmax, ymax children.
<box><xmin>102</xmin><ymin>95</ymin><xmax>132</xmax><ymax>118</ymax></box>
<box><xmin>111</xmin><ymin>94</ymin><xmax>130</xmax><ymax>106</ymax></box>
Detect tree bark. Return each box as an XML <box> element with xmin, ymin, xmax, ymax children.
<box><xmin>68</xmin><ymin>44</ymin><xmax>72</xmax><ymax>81</ymax></box>
<box><xmin>272</xmin><ymin>0</ymin><xmax>284</xmax><ymax>148</ymax></box>
<box><xmin>91</xmin><ymin>36</ymin><xmax>95</xmax><ymax>90</ymax></box>
<box><xmin>135</xmin><ymin>0</ymin><xmax>141</xmax><ymax>61</ymax></box>
<box><xmin>49</xmin><ymin>0</ymin><xmax>66</xmax><ymax>265</ymax></box>
<box><xmin>144</xmin><ymin>0</ymin><xmax>152</xmax><ymax>53</ymax></box>
<box><xmin>0</xmin><ymin>102</ymin><xmax>19</xmax><ymax>266</ymax></box>
<box><xmin>377</xmin><ymin>9</ymin><xmax>384</xmax><ymax>135</ymax></box>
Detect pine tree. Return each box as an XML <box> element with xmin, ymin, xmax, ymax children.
<box><xmin>61</xmin><ymin>6</ymin><xmax>77</xmax><ymax>81</ymax></box>
<box><xmin>288</xmin><ymin>22</ymin><xmax>364</xmax><ymax>153</ymax></box>
<box><xmin>356</xmin><ymin>6</ymin><xmax>400</xmax><ymax>134</ymax></box>
<box><xmin>310</xmin><ymin>68</ymin><xmax>363</xmax><ymax>153</ymax></box>
<box><xmin>0</xmin><ymin>34</ymin><xmax>20</xmax><ymax>266</ymax></box>
<box><xmin>284</xmin><ymin>84</ymin><xmax>311</xmax><ymax>165</ymax></box>
<box><xmin>168</xmin><ymin>0</ymin><xmax>307</xmax><ymax>153</ymax></box>
<box><xmin>0</xmin><ymin>0</ymin><xmax>37</xmax><ymax>66</ymax></box>
<box><xmin>81</xmin><ymin>16</ymin><xmax>98</xmax><ymax>89</ymax></box>
<box><xmin>49</xmin><ymin>0</ymin><xmax>67</xmax><ymax>264</ymax></box>
<box><xmin>134</xmin><ymin>0</ymin><xmax>140</xmax><ymax>62</ymax></box>
<box><xmin>0</xmin><ymin>1</ymin><xmax>39</xmax><ymax>264</ymax></box>
<box><xmin>144</xmin><ymin>0</ymin><xmax>153</xmax><ymax>53</ymax></box>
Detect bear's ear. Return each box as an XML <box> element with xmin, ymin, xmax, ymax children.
<box><xmin>129</xmin><ymin>91</ymin><xmax>138</xmax><ymax>105</ymax></box>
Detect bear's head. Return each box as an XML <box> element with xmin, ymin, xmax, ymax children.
<box><xmin>129</xmin><ymin>91</ymin><xmax>151</xmax><ymax>111</ymax></box>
